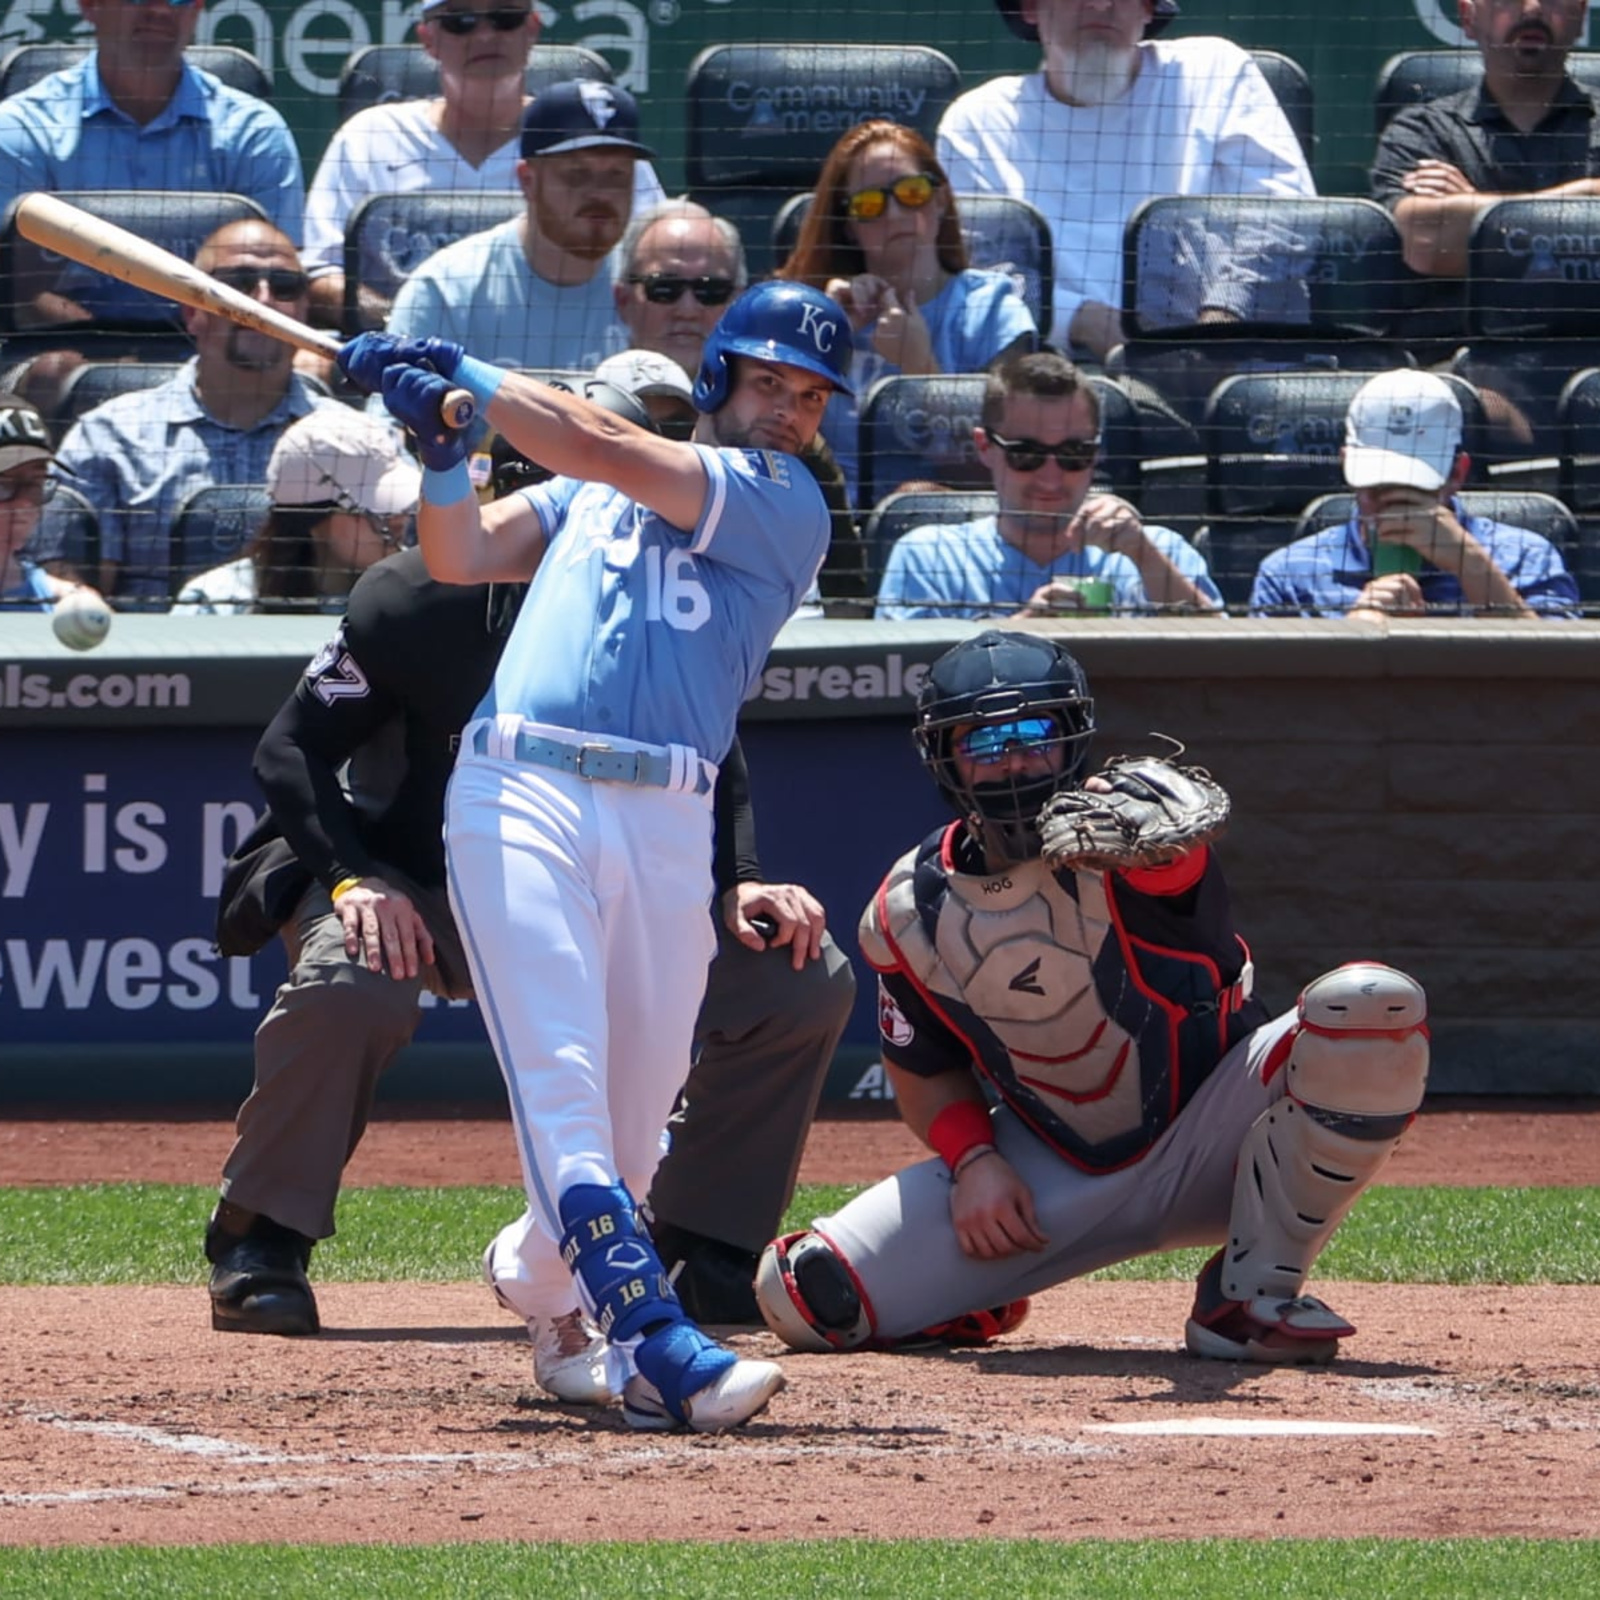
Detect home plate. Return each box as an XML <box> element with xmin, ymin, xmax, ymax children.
<box><xmin>1085</xmin><ymin>1419</ymin><xmax>1437</xmax><ymax>1438</ymax></box>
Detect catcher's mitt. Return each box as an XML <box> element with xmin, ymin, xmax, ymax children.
<box><xmin>1037</xmin><ymin>755</ymin><xmax>1230</xmax><ymax>873</ymax></box>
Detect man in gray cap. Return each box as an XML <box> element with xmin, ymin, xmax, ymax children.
<box><xmin>938</xmin><ymin>0</ymin><xmax>1313</xmax><ymax>361</ymax></box>
<box><xmin>385</xmin><ymin>81</ymin><xmax>656</xmax><ymax>372</ymax></box>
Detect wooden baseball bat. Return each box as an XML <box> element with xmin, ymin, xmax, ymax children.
<box><xmin>14</xmin><ymin>193</ymin><xmax>475</xmax><ymax>430</ymax></box>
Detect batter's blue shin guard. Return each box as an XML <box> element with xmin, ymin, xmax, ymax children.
<box><xmin>557</xmin><ymin>1183</ymin><xmax>682</xmax><ymax>1344</ymax></box>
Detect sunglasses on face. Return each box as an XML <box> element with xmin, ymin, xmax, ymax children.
<box><xmin>985</xmin><ymin>431</ymin><xmax>1101</xmax><ymax>474</ymax></box>
<box><xmin>844</xmin><ymin>171</ymin><xmax>942</xmax><ymax>223</ymax></box>
<box><xmin>628</xmin><ymin>274</ymin><xmax>737</xmax><ymax>307</ymax></box>
<box><xmin>434</xmin><ymin>8</ymin><xmax>531</xmax><ymax>34</ymax></box>
<box><xmin>957</xmin><ymin>716</ymin><xmax>1059</xmax><ymax>766</ymax></box>
<box><xmin>210</xmin><ymin>266</ymin><xmax>309</xmax><ymax>301</ymax></box>
<box><xmin>0</xmin><ymin>473</ymin><xmax>56</xmax><ymax>505</ymax></box>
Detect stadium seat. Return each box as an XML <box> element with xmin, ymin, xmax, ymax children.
<box><xmin>1249</xmin><ymin>49</ymin><xmax>1315</xmax><ymax>167</ymax></box>
<box><xmin>860</xmin><ymin>487</ymin><xmax>998</xmax><ymax>600</ymax></box>
<box><xmin>343</xmin><ymin>191</ymin><xmax>524</xmax><ymax>327</ymax></box>
<box><xmin>1373</xmin><ymin>48</ymin><xmax>1600</xmax><ymax>135</ymax></box>
<box><xmin>0</xmin><ymin>190</ymin><xmax>270</xmax><ymax>338</ymax></box>
<box><xmin>35</xmin><ymin>483</ymin><xmax>101</xmax><ymax>580</ymax></box>
<box><xmin>684</xmin><ymin>43</ymin><xmax>961</xmax><ymax>280</ymax></box>
<box><xmin>0</xmin><ymin>42</ymin><xmax>272</xmax><ymax>100</ymax></box>
<box><xmin>771</xmin><ymin>191</ymin><xmax>1055</xmax><ymax>341</ymax></box>
<box><xmin>168</xmin><ymin>483</ymin><xmax>273</xmax><ymax>602</ymax></box>
<box><xmin>1115</xmin><ymin>195</ymin><xmax>1414</xmax><ymax>428</ymax></box>
<box><xmin>336</xmin><ymin>43</ymin><xmax>612</xmax><ymax>126</ymax></box>
<box><xmin>1452</xmin><ymin>197</ymin><xmax>1600</xmax><ymax>460</ymax></box>
<box><xmin>1292</xmin><ymin>488</ymin><xmax>1582</xmax><ymax>597</ymax></box>
<box><xmin>49</xmin><ymin>361</ymin><xmax>187</xmax><ymax>436</ymax></box>
<box><xmin>1556</xmin><ymin>367</ymin><xmax>1600</xmax><ymax>604</ymax></box>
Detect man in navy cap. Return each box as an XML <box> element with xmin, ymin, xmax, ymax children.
<box><xmin>384</xmin><ymin>81</ymin><xmax>657</xmax><ymax>372</ymax></box>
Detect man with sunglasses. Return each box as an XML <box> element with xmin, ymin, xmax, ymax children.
<box><xmin>936</xmin><ymin>0</ymin><xmax>1313</xmax><ymax>362</ymax></box>
<box><xmin>757</xmin><ymin>629</ymin><xmax>1432</xmax><ymax>1372</ymax></box>
<box><xmin>381</xmin><ymin>82</ymin><xmax>658</xmax><ymax>375</ymax></box>
<box><xmin>875</xmin><ymin>352</ymin><xmax>1220</xmax><ymax>618</ymax></box>
<box><xmin>0</xmin><ymin>0</ymin><xmax>302</xmax><ymax>329</ymax></box>
<box><xmin>31</xmin><ymin>220</ymin><xmax>336</xmax><ymax>606</ymax></box>
<box><xmin>305</xmin><ymin>4</ymin><xmax>663</xmax><ymax>333</ymax></box>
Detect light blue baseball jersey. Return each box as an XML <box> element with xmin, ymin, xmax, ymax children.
<box><xmin>875</xmin><ymin>513</ymin><xmax>1220</xmax><ymax>618</ymax></box>
<box><xmin>481</xmin><ymin>444</ymin><xmax>829</xmax><ymax>760</ymax></box>
<box><xmin>0</xmin><ymin>54</ymin><xmax>304</xmax><ymax>324</ymax></box>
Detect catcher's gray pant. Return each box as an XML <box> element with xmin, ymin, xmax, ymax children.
<box><xmin>813</xmin><ymin>1009</ymin><xmax>1301</xmax><ymax>1341</ymax></box>
<box><xmin>219</xmin><ymin>872</ymin><xmax>851</xmax><ymax>1250</ymax></box>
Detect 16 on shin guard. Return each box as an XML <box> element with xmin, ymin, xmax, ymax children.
<box><xmin>558</xmin><ymin>1183</ymin><xmax>680</xmax><ymax>1344</ymax></box>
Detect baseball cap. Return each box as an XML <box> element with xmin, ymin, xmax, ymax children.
<box><xmin>1342</xmin><ymin>370</ymin><xmax>1463</xmax><ymax>493</ymax></box>
<box><xmin>268</xmin><ymin>407</ymin><xmax>422</xmax><ymax>517</ymax></box>
<box><xmin>520</xmin><ymin>81</ymin><xmax>654</xmax><ymax>160</ymax></box>
<box><xmin>593</xmin><ymin>349</ymin><xmax>693</xmax><ymax>404</ymax></box>
<box><xmin>0</xmin><ymin>391</ymin><xmax>55</xmax><ymax>473</ymax></box>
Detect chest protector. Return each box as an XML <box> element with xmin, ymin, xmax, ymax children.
<box><xmin>861</xmin><ymin>825</ymin><xmax>1264</xmax><ymax>1172</ymax></box>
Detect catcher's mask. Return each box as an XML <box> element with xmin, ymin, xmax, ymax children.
<box><xmin>915</xmin><ymin>629</ymin><xmax>1095</xmax><ymax>864</ymax></box>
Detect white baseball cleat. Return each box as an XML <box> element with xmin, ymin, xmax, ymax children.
<box><xmin>622</xmin><ymin>1356</ymin><xmax>786</xmax><ymax>1434</ymax></box>
<box><xmin>531</xmin><ymin>1308</ymin><xmax>616</xmax><ymax>1406</ymax></box>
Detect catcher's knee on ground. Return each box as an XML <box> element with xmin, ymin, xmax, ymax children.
<box><xmin>1188</xmin><ymin>962</ymin><xmax>1429</xmax><ymax>1363</ymax></box>
<box><xmin>756</xmin><ymin>1231</ymin><xmax>873</xmax><ymax>1352</ymax></box>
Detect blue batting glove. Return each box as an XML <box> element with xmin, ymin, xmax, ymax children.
<box><xmin>381</xmin><ymin>365</ymin><xmax>468</xmax><ymax>472</ymax></box>
<box><xmin>338</xmin><ymin>332</ymin><xmax>407</xmax><ymax>395</ymax></box>
<box><xmin>408</xmin><ymin>337</ymin><xmax>464</xmax><ymax>379</ymax></box>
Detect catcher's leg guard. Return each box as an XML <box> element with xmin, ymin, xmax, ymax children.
<box><xmin>755</xmin><ymin>1230</ymin><xmax>874</xmax><ymax>1352</ymax></box>
<box><xmin>1187</xmin><ymin>963</ymin><xmax>1428</xmax><ymax>1364</ymax></box>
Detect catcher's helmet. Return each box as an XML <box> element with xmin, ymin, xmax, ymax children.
<box><xmin>489</xmin><ymin>378</ymin><xmax>655</xmax><ymax>497</ymax></box>
<box><xmin>993</xmin><ymin>0</ymin><xmax>1179</xmax><ymax>44</ymax></box>
<box><xmin>692</xmin><ymin>280</ymin><xmax>855</xmax><ymax>414</ymax></box>
<box><xmin>915</xmin><ymin>629</ymin><xmax>1095</xmax><ymax>863</ymax></box>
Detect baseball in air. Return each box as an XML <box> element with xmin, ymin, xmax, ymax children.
<box><xmin>51</xmin><ymin>589</ymin><xmax>113</xmax><ymax>652</ymax></box>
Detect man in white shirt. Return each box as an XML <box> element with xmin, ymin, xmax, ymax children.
<box><xmin>938</xmin><ymin>0</ymin><xmax>1314</xmax><ymax>362</ymax></box>
<box><xmin>383</xmin><ymin>81</ymin><xmax>657</xmax><ymax>373</ymax></box>
<box><xmin>304</xmin><ymin>3</ymin><xmax>662</xmax><ymax>331</ymax></box>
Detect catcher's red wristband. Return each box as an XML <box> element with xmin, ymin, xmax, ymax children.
<box><xmin>928</xmin><ymin>1100</ymin><xmax>993</xmax><ymax>1172</ymax></box>
<box><xmin>1120</xmin><ymin>845</ymin><xmax>1209</xmax><ymax>897</ymax></box>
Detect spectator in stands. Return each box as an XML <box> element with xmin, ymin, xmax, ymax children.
<box><xmin>171</xmin><ymin>409</ymin><xmax>420</xmax><ymax>615</ymax></box>
<box><xmin>609</xmin><ymin>201</ymin><xmax>748</xmax><ymax>379</ymax></box>
<box><xmin>876</xmin><ymin>351</ymin><xmax>1221</xmax><ymax>618</ymax></box>
<box><xmin>304</xmin><ymin>1</ymin><xmax>663</xmax><ymax>332</ymax></box>
<box><xmin>0</xmin><ymin>0</ymin><xmax>303</xmax><ymax>329</ymax></box>
<box><xmin>938</xmin><ymin>0</ymin><xmax>1314</xmax><ymax>363</ymax></box>
<box><xmin>33</xmin><ymin>221</ymin><xmax>334</xmax><ymax>606</ymax></box>
<box><xmin>0</xmin><ymin>392</ymin><xmax>107</xmax><ymax>613</ymax></box>
<box><xmin>1374</xmin><ymin>0</ymin><xmax>1599</xmax><ymax>283</ymax></box>
<box><xmin>779</xmin><ymin>119</ymin><xmax>1038</xmax><ymax>508</ymax></box>
<box><xmin>383</xmin><ymin>82</ymin><xmax>652</xmax><ymax>371</ymax></box>
<box><xmin>593</xmin><ymin>348</ymin><xmax>698</xmax><ymax>439</ymax></box>
<box><xmin>1250</xmin><ymin>371</ymin><xmax>1579</xmax><ymax>618</ymax></box>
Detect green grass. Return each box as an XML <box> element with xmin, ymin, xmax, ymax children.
<box><xmin>0</xmin><ymin>1182</ymin><xmax>1595</xmax><ymax>1285</ymax></box>
<box><xmin>1</xmin><ymin>1539</ymin><xmax>1598</xmax><ymax>1599</ymax></box>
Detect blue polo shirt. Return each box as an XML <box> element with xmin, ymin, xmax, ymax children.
<box><xmin>1250</xmin><ymin>502</ymin><xmax>1580</xmax><ymax>617</ymax></box>
<box><xmin>0</xmin><ymin>53</ymin><xmax>304</xmax><ymax>323</ymax></box>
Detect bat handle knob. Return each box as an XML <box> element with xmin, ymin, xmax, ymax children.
<box><xmin>441</xmin><ymin>389</ymin><xmax>476</xmax><ymax>430</ymax></box>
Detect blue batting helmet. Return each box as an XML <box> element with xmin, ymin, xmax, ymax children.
<box><xmin>691</xmin><ymin>281</ymin><xmax>855</xmax><ymax>414</ymax></box>
<box><xmin>994</xmin><ymin>0</ymin><xmax>1179</xmax><ymax>44</ymax></box>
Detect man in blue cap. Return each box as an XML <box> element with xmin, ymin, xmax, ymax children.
<box><xmin>384</xmin><ymin>81</ymin><xmax>656</xmax><ymax>372</ymax></box>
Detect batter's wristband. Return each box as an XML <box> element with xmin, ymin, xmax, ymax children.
<box><xmin>453</xmin><ymin>355</ymin><xmax>506</xmax><ymax>409</ymax></box>
<box><xmin>928</xmin><ymin>1100</ymin><xmax>994</xmax><ymax>1173</ymax></box>
<box><xmin>423</xmin><ymin>460</ymin><xmax>473</xmax><ymax>506</ymax></box>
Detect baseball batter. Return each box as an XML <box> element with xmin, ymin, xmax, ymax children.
<box><xmin>338</xmin><ymin>280</ymin><xmax>854</xmax><ymax>1434</ymax></box>
<box><xmin>756</xmin><ymin>630</ymin><xmax>1430</xmax><ymax>1363</ymax></box>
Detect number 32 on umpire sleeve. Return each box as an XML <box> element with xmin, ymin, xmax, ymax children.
<box><xmin>643</xmin><ymin>548</ymin><xmax>710</xmax><ymax>632</ymax></box>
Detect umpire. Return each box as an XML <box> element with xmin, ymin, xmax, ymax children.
<box><xmin>207</xmin><ymin>399</ymin><xmax>854</xmax><ymax>1350</ymax></box>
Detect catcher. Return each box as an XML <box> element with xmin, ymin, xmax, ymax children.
<box><xmin>756</xmin><ymin>628</ymin><xmax>1430</xmax><ymax>1363</ymax></box>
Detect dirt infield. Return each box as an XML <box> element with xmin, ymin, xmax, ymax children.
<box><xmin>2</xmin><ymin>1103</ymin><xmax>1598</xmax><ymax>1547</ymax></box>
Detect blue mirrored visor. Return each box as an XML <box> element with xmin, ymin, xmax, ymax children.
<box><xmin>956</xmin><ymin>716</ymin><xmax>1058</xmax><ymax>765</ymax></box>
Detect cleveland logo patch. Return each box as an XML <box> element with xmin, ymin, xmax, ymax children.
<box><xmin>878</xmin><ymin>980</ymin><xmax>914</xmax><ymax>1047</ymax></box>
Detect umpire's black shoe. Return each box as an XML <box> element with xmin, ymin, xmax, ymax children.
<box><xmin>205</xmin><ymin>1201</ymin><xmax>320</xmax><ymax>1337</ymax></box>
<box><xmin>650</xmin><ymin>1221</ymin><xmax>762</xmax><ymax>1327</ymax></box>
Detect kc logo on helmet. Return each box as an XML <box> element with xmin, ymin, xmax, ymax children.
<box><xmin>797</xmin><ymin>302</ymin><xmax>838</xmax><ymax>352</ymax></box>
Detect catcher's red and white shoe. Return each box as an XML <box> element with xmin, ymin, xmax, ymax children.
<box><xmin>1184</xmin><ymin>1249</ymin><xmax>1353</xmax><ymax>1366</ymax></box>
<box><xmin>869</xmin><ymin>1298</ymin><xmax>1032</xmax><ymax>1351</ymax></box>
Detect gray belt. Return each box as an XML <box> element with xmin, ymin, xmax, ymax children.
<box><xmin>469</xmin><ymin>723</ymin><xmax>712</xmax><ymax>795</ymax></box>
